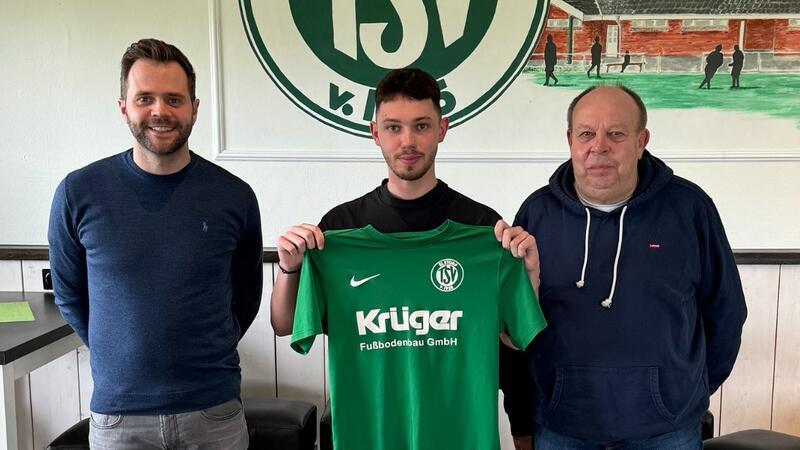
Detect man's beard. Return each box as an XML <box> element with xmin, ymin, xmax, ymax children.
<box><xmin>128</xmin><ymin>118</ymin><xmax>193</xmax><ymax>156</ymax></box>
<box><xmin>387</xmin><ymin>151</ymin><xmax>435</xmax><ymax>181</ymax></box>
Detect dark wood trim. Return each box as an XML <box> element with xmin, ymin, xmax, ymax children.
<box><xmin>0</xmin><ymin>245</ymin><xmax>282</xmax><ymax>263</ymax></box>
<box><xmin>262</xmin><ymin>250</ymin><xmax>279</xmax><ymax>263</ymax></box>
<box><xmin>0</xmin><ymin>245</ymin><xmax>50</xmax><ymax>260</ymax></box>
<box><xmin>1</xmin><ymin>246</ymin><xmax>798</xmax><ymax>265</ymax></box>
<box><xmin>733</xmin><ymin>251</ymin><xmax>800</xmax><ymax>265</ymax></box>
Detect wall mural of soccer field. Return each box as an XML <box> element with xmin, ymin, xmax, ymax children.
<box><xmin>528</xmin><ymin>1</ymin><xmax>800</xmax><ymax>132</ymax></box>
<box><xmin>214</xmin><ymin>0</ymin><xmax>800</xmax><ymax>160</ymax></box>
<box><xmin>522</xmin><ymin>70</ymin><xmax>800</xmax><ymax>126</ymax></box>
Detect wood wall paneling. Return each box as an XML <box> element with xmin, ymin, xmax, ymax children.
<box><xmin>498</xmin><ymin>393</ymin><xmax>514</xmax><ymax>450</ymax></box>
<box><xmin>772</xmin><ymin>266</ymin><xmax>800</xmax><ymax>435</ymax></box>
<box><xmin>76</xmin><ymin>346</ymin><xmax>92</xmax><ymax>420</ymax></box>
<box><xmin>14</xmin><ymin>376</ymin><xmax>32</xmax><ymax>450</ymax></box>
<box><xmin>718</xmin><ymin>265</ymin><xmax>779</xmax><ymax>435</ymax></box>
<box><xmin>239</xmin><ymin>264</ymin><xmax>277</xmax><ymax>399</ymax></box>
<box><xmin>21</xmin><ymin>261</ymin><xmax>49</xmax><ymax>293</ymax></box>
<box><xmin>708</xmin><ymin>390</ymin><xmax>721</xmax><ymax>437</ymax></box>
<box><xmin>0</xmin><ymin>261</ymin><xmax>22</xmax><ymax>291</ymax></box>
<box><xmin>29</xmin><ymin>351</ymin><xmax>81</xmax><ymax>449</ymax></box>
<box><xmin>274</xmin><ymin>321</ymin><xmax>326</xmax><ymax>410</ymax></box>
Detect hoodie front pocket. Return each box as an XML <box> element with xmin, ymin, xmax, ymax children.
<box><xmin>543</xmin><ymin>366</ymin><xmax>677</xmax><ymax>441</ymax></box>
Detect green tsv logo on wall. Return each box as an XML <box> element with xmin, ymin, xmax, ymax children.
<box><xmin>240</xmin><ymin>0</ymin><xmax>548</xmax><ymax>138</ymax></box>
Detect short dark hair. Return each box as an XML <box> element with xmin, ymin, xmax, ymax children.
<box><xmin>374</xmin><ymin>68</ymin><xmax>441</xmax><ymax>116</ymax></box>
<box><xmin>120</xmin><ymin>38</ymin><xmax>196</xmax><ymax>101</ymax></box>
<box><xmin>567</xmin><ymin>85</ymin><xmax>648</xmax><ymax>131</ymax></box>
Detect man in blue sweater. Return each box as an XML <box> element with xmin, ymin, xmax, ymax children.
<box><xmin>514</xmin><ymin>86</ymin><xmax>746</xmax><ymax>448</ymax></box>
<box><xmin>48</xmin><ymin>39</ymin><xmax>262</xmax><ymax>449</ymax></box>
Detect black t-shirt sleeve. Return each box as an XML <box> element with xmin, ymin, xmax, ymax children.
<box><xmin>318</xmin><ymin>213</ymin><xmax>333</xmax><ymax>232</ymax></box>
<box><xmin>445</xmin><ymin>191</ymin><xmax>501</xmax><ymax>227</ymax></box>
<box><xmin>318</xmin><ymin>198</ymin><xmax>365</xmax><ymax>232</ymax></box>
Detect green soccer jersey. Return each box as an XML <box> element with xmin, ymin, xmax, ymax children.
<box><xmin>291</xmin><ymin>220</ymin><xmax>546</xmax><ymax>450</ymax></box>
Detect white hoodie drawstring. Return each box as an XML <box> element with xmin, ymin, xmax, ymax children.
<box><xmin>575</xmin><ymin>205</ymin><xmax>628</xmax><ymax>309</ymax></box>
<box><xmin>601</xmin><ymin>205</ymin><xmax>628</xmax><ymax>308</ymax></box>
<box><xmin>575</xmin><ymin>208</ymin><xmax>591</xmax><ymax>288</ymax></box>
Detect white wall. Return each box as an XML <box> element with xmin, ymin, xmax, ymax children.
<box><xmin>1</xmin><ymin>0</ymin><xmax>799</xmax><ymax>250</ymax></box>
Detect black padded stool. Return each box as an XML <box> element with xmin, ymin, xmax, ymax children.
<box><xmin>46</xmin><ymin>397</ymin><xmax>317</xmax><ymax>450</ymax></box>
<box><xmin>320</xmin><ymin>399</ymin><xmax>332</xmax><ymax>450</ymax></box>
<box><xmin>46</xmin><ymin>418</ymin><xmax>89</xmax><ymax>450</ymax></box>
<box><xmin>245</xmin><ymin>397</ymin><xmax>317</xmax><ymax>450</ymax></box>
<box><xmin>704</xmin><ymin>429</ymin><xmax>800</xmax><ymax>449</ymax></box>
<box><xmin>701</xmin><ymin>410</ymin><xmax>715</xmax><ymax>440</ymax></box>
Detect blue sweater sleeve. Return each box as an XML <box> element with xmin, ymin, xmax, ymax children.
<box><xmin>230</xmin><ymin>188</ymin><xmax>263</xmax><ymax>339</ymax></box>
<box><xmin>48</xmin><ymin>177</ymin><xmax>90</xmax><ymax>346</ymax></box>
<box><xmin>698</xmin><ymin>200</ymin><xmax>747</xmax><ymax>393</ymax></box>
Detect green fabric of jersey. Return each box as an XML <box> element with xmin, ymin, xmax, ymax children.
<box><xmin>291</xmin><ymin>220</ymin><xmax>546</xmax><ymax>450</ymax></box>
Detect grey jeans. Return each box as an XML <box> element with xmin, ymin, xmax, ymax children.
<box><xmin>88</xmin><ymin>398</ymin><xmax>249</xmax><ymax>450</ymax></box>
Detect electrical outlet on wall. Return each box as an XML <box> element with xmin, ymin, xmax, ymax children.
<box><xmin>42</xmin><ymin>268</ymin><xmax>53</xmax><ymax>290</ymax></box>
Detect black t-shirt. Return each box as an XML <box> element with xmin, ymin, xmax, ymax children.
<box><xmin>319</xmin><ymin>179</ymin><xmax>500</xmax><ymax>232</ymax></box>
<box><xmin>317</xmin><ymin>178</ymin><xmax>533</xmax><ymax>435</ymax></box>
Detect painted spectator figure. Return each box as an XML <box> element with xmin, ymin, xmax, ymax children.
<box><xmin>513</xmin><ymin>86</ymin><xmax>747</xmax><ymax>449</ymax></box>
<box><xmin>729</xmin><ymin>44</ymin><xmax>744</xmax><ymax>89</ymax></box>
<box><xmin>48</xmin><ymin>38</ymin><xmax>262</xmax><ymax>449</ymax></box>
<box><xmin>699</xmin><ymin>44</ymin><xmax>724</xmax><ymax>89</ymax></box>
<box><xmin>544</xmin><ymin>34</ymin><xmax>559</xmax><ymax>86</ymax></box>
<box><xmin>587</xmin><ymin>36</ymin><xmax>602</xmax><ymax>78</ymax></box>
<box><xmin>620</xmin><ymin>50</ymin><xmax>631</xmax><ymax>73</ymax></box>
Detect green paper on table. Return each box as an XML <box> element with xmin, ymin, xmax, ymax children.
<box><xmin>0</xmin><ymin>301</ymin><xmax>35</xmax><ymax>323</ymax></box>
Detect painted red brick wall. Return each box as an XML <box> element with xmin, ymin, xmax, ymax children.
<box><xmin>548</xmin><ymin>5</ymin><xmax>568</xmax><ymax>19</ymax></box>
<box><xmin>530</xmin><ymin>6</ymin><xmax>610</xmax><ymax>58</ymax></box>
<box><xmin>532</xmin><ymin>5</ymin><xmax>575</xmax><ymax>57</ymax></box>
<box><xmin>573</xmin><ymin>22</ymin><xmax>608</xmax><ymax>54</ymax></box>
<box><xmin>619</xmin><ymin>20</ymin><xmax>741</xmax><ymax>56</ymax></box>
<box><xmin>773</xmin><ymin>20</ymin><xmax>800</xmax><ymax>52</ymax></box>
<box><xmin>745</xmin><ymin>20</ymin><xmax>775</xmax><ymax>50</ymax></box>
<box><xmin>530</xmin><ymin>9</ymin><xmax>798</xmax><ymax>58</ymax></box>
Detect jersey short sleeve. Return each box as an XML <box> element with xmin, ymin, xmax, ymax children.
<box><xmin>291</xmin><ymin>251</ymin><xmax>326</xmax><ymax>354</ymax></box>
<box><xmin>498</xmin><ymin>250</ymin><xmax>547</xmax><ymax>350</ymax></box>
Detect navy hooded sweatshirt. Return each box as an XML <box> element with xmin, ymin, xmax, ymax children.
<box><xmin>514</xmin><ymin>151</ymin><xmax>746</xmax><ymax>442</ymax></box>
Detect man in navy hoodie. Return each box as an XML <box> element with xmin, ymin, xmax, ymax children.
<box><xmin>514</xmin><ymin>86</ymin><xmax>746</xmax><ymax>448</ymax></box>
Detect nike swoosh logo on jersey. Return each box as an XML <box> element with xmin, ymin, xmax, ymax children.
<box><xmin>350</xmin><ymin>274</ymin><xmax>381</xmax><ymax>287</ymax></box>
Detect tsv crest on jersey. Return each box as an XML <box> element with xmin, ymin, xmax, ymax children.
<box><xmin>240</xmin><ymin>0</ymin><xmax>547</xmax><ymax>137</ymax></box>
<box><xmin>431</xmin><ymin>258</ymin><xmax>464</xmax><ymax>292</ymax></box>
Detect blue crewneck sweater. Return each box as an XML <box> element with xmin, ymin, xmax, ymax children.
<box><xmin>48</xmin><ymin>150</ymin><xmax>263</xmax><ymax>414</ymax></box>
<box><xmin>514</xmin><ymin>151</ymin><xmax>746</xmax><ymax>442</ymax></box>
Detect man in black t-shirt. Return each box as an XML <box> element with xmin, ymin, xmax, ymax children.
<box><xmin>318</xmin><ymin>178</ymin><xmax>499</xmax><ymax>232</ymax></box>
<box><xmin>270</xmin><ymin>68</ymin><xmax>541</xmax><ymax>448</ymax></box>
